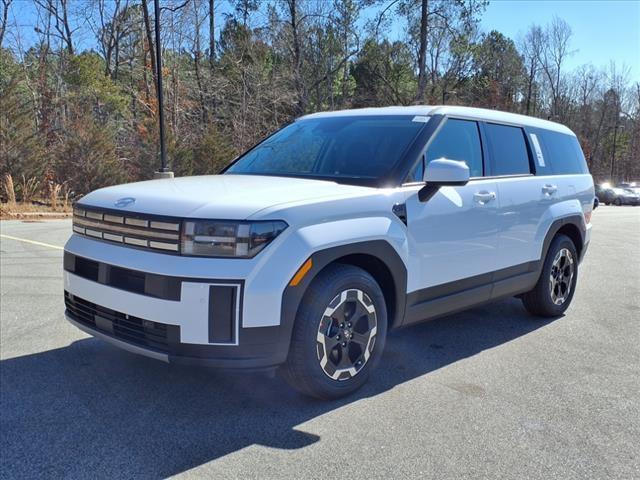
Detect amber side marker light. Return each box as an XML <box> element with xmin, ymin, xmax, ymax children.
<box><xmin>289</xmin><ymin>258</ymin><xmax>313</xmax><ymax>286</ymax></box>
<box><xmin>584</xmin><ymin>211</ymin><xmax>592</xmax><ymax>224</ymax></box>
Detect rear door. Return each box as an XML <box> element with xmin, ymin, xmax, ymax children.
<box><xmin>483</xmin><ymin>122</ymin><xmax>545</xmax><ymax>273</ymax></box>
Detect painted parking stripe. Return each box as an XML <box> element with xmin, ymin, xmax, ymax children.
<box><xmin>0</xmin><ymin>234</ymin><xmax>64</xmax><ymax>251</ymax></box>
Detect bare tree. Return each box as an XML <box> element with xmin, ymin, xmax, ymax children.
<box><xmin>285</xmin><ymin>0</ymin><xmax>306</xmax><ymax>114</ymax></box>
<box><xmin>540</xmin><ymin>16</ymin><xmax>573</xmax><ymax>119</ymax></box>
<box><xmin>520</xmin><ymin>24</ymin><xmax>543</xmax><ymax>115</ymax></box>
<box><xmin>34</xmin><ymin>0</ymin><xmax>75</xmax><ymax>54</ymax></box>
<box><xmin>0</xmin><ymin>0</ymin><xmax>12</xmax><ymax>48</ymax></box>
<box><xmin>141</xmin><ymin>0</ymin><xmax>158</xmax><ymax>95</ymax></box>
<box><xmin>86</xmin><ymin>0</ymin><xmax>132</xmax><ymax>78</ymax></box>
<box><xmin>208</xmin><ymin>0</ymin><xmax>215</xmax><ymax>69</ymax></box>
<box><xmin>416</xmin><ymin>0</ymin><xmax>428</xmax><ymax>102</ymax></box>
<box><xmin>190</xmin><ymin>0</ymin><xmax>208</xmax><ymax>122</ymax></box>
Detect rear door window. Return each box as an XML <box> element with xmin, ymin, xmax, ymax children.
<box><xmin>484</xmin><ymin>123</ymin><xmax>532</xmax><ymax>176</ymax></box>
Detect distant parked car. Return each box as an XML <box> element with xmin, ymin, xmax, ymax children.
<box><xmin>618</xmin><ymin>182</ymin><xmax>640</xmax><ymax>197</ymax></box>
<box><xmin>604</xmin><ymin>187</ymin><xmax>640</xmax><ymax>206</ymax></box>
<box><xmin>596</xmin><ymin>185</ymin><xmax>637</xmax><ymax>205</ymax></box>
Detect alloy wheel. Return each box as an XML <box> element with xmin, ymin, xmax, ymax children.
<box><xmin>549</xmin><ymin>248</ymin><xmax>574</xmax><ymax>305</ymax></box>
<box><xmin>316</xmin><ymin>289</ymin><xmax>378</xmax><ymax>381</ymax></box>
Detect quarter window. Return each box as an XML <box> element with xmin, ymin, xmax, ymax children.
<box><xmin>484</xmin><ymin>123</ymin><xmax>531</xmax><ymax>176</ymax></box>
<box><xmin>538</xmin><ymin>130</ymin><xmax>589</xmax><ymax>174</ymax></box>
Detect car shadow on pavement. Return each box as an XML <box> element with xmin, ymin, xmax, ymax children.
<box><xmin>1</xmin><ymin>298</ymin><xmax>554</xmax><ymax>478</ymax></box>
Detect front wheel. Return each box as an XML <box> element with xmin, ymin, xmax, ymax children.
<box><xmin>521</xmin><ymin>234</ymin><xmax>578</xmax><ymax>317</ymax></box>
<box><xmin>280</xmin><ymin>264</ymin><xmax>387</xmax><ymax>399</ymax></box>
<box><xmin>614</xmin><ymin>198</ymin><xmax>622</xmax><ymax>206</ymax></box>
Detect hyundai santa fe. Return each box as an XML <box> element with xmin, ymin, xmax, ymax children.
<box><xmin>64</xmin><ymin>106</ymin><xmax>594</xmax><ymax>399</ymax></box>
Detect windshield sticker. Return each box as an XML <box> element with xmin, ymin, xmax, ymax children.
<box><xmin>529</xmin><ymin>133</ymin><xmax>545</xmax><ymax>167</ymax></box>
<box><xmin>412</xmin><ymin>115</ymin><xmax>430</xmax><ymax>123</ymax></box>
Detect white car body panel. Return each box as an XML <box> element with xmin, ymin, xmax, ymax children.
<box><xmin>80</xmin><ymin>174</ymin><xmax>374</xmax><ymax>219</ymax></box>
<box><xmin>404</xmin><ymin>180</ymin><xmax>500</xmax><ymax>291</ymax></box>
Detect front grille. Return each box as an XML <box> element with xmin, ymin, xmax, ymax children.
<box><xmin>65</xmin><ymin>291</ymin><xmax>172</xmax><ymax>352</ymax></box>
<box><xmin>73</xmin><ymin>206</ymin><xmax>181</xmax><ymax>253</ymax></box>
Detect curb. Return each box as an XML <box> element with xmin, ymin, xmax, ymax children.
<box><xmin>1</xmin><ymin>212</ymin><xmax>73</xmax><ymax>220</ymax></box>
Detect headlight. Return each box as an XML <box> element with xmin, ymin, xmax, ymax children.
<box><xmin>181</xmin><ymin>220</ymin><xmax>288</xmax><ymax>258</ymax></box>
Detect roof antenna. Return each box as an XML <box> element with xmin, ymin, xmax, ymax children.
<box><xmin>153</xmin><ymin>0</ymin><xmax>174</xmax><ymax>180</ymax></box>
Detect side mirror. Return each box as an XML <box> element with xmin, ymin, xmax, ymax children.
<box><xmin>418</xmin><ymin>158</ymin><xmax>470</xmax><ymax>202</ymax></box>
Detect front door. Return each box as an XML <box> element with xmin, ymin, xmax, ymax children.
<box><xmin>403</xmin><ymin>118</ymin><xmax>499</xmax><ymax>323</ymax></box>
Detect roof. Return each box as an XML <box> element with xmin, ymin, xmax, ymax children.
<box><xmin>300</xmin><ymin>105</ymin><xmax>575</xmax><ymax>136</ymax></box>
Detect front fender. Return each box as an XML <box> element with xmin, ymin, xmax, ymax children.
<box><xmin>272</xmin><ymin>216</ymin><xmax>409</xmax><ymax>359</ymax></box>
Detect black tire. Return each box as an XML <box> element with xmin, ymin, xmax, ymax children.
<box><xmin>280</xmin><ymin>264</ymin><xmax>388</xmax><ymax>400</ymax></box>
<box><xmin>521</xmin><ymin>234</ymin><xmax>578</xmax><ymax>317</ymax></box>
<box><xmin>614</xmin><ymin>198</ymin><xmax>622</xmax><ymax>206</ymax></box>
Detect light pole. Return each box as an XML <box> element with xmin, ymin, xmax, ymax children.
<box><xmin>153</xmin><ymin>0</ymin><xmax>174</xmax><ymax>179</ymax></box>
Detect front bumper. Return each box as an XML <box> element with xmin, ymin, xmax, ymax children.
<box><xmin>63</xmin><ymin>238</ymin><xmax>295</xmax><ymax>368</ymax></box>
<box><xmin>65</xmin><ymin>308</ymin><xmax>287</xmax><ymax>369</ymax></box>
<box><xmin>64</xmin><ymin>286</ymin><xmax>290</xmax><ymax>368</ymax></box>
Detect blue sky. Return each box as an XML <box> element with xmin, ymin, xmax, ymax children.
<box><xmin>481</xmin><ymin>0</ymin><xmax>640</xmax><ymax>81</ymax></box>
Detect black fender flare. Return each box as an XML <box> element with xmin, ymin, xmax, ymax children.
<box><xmin>538</xmin><ymin>214</ymin><xmax>587</xmax><ymax>271</ymax></box>
<box><xmin>279</xmin><ymin>240</ymin><xmax>407</xmax><ymax>357</ymax></box>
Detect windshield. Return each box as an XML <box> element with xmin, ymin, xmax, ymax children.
<box><xmin>226</xmin><ymin>116</ymin><xmax>428</xmax><ymax>184</ymax></box>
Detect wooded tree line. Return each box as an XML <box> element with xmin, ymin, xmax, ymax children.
<box><xmin>1</xmin><ymin>0</ymin><xmax>638</xmax><ymax>201</ymax></box>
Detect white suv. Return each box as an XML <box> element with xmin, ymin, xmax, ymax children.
<box><xmin>63</xmin><ymin>106</ymin><xmax>594</xmax><ymax>399</ymax></box>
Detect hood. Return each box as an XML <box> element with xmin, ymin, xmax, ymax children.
<box><xmin>78</xmin><ymin>174</ymin><xmax>373</xmax><ymax>219</ymax></box>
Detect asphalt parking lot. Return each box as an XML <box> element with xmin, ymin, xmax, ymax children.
<box><xmin>1</xmin><ymin>206</ymin><xmax>639</xmax><ymax>479</ymax></box>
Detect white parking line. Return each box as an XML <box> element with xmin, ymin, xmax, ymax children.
<box><xmin>0</xmin><ymin>234</ymin><xmax>64</xmax><ymax>250</ymax></box>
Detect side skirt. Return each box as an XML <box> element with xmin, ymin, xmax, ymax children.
<box><xmin>402</xmin><ymin>261</ymin><xmax>540</xmax><ymax>327</ymax></box>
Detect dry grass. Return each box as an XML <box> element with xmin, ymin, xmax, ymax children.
<box><xmin>0</xmin><ymin>201</ymin><xmax>72</xmax><ymax>219</ymax></box>
<box><xmin>49</xmin><ymin>183</ymin><xmax>63</xmax><ymax>211</ymax></box>
<box><xmin>19</xmin><ymin>175</ymin><xmax>41</xmax><ymax>203</ymax></box>
<box><xmin>1</xmin><ymin>174</ymin><xmax>75</xmax><ymax>219</ymax></box>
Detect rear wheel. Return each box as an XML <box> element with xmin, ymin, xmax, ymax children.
<box><xmin>614</xmin><ymin>198</ymin><xmax>622</xmax><ymax>206</ymax></box>
<box><xmin>522</xmin><ymin>234</ymin><xmax>578</xmax><ymax>317</ymax></box>
<box><xmin>281</xmin><ymin>264</ymin><xmax>387</xmax><ymax>399</ymax></box>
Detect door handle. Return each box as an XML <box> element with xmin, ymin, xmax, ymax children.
<box><xmin>473</xmin><ymin>191</ymin><xmax>496</xmax><ymax>204</ymax></box>
<box><xmin>542</xmin><ymin>184</ymin><xmax>558</xmax><ymax>195</ymax></box>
